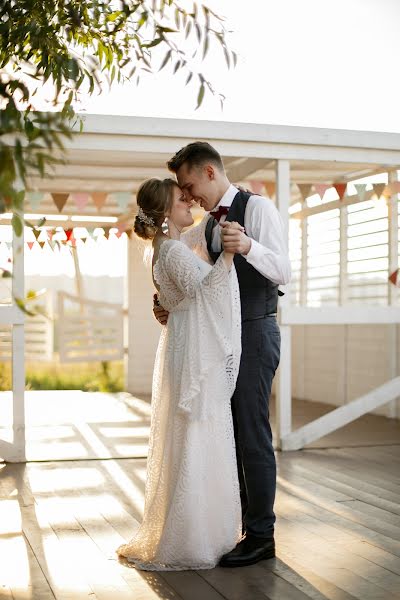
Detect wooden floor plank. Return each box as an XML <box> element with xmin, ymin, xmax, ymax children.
<box><xmin>277</xmin><ymin>517</ymin><xmax>400</xmax><ymax>600</ymax></box>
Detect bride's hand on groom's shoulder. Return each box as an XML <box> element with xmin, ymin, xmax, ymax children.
<box><xmin>221</xmin><ymin>221</ymin><xmax>251</xmax><ymax>255</ymax></box>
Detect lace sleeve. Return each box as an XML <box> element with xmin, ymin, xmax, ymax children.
<box><xmin>181</xmin><ymin>215</ymin><xmax>211</xmax><ymax>263</ymax></box>
<box><xmin>163</xmin><ymin>240</ymin><xmax>229</xmax><ymax>301</ymax></box>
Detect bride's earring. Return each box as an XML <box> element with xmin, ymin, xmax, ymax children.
<box><xmin>161</xmin><ymin>217</ymin><xmax>169</xmax><ymax>235</ymax></box>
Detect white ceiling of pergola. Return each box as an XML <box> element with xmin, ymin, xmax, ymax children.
<box><xmin>23</xmin><ymin>115</ymin><xmax>400</xmax><ymax>220</ymax></box>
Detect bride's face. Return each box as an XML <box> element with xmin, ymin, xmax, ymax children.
<box><xmin>167</xmin><ymin>185</ymin><xmax>194</xmax><ymax>229</ymax></box>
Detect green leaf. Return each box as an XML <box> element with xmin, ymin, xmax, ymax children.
<box><xmin>11</xmin><ymin>213</ymin><xmax>23</xmax><ymax>237</ymax></box>
<box><xmin>196</xmin><ymin>83</ymin><xmax>205</xmax><ymax>109</ymax></box>
<box><xmin>159</xmin><ymin>49</ymin><xmax>172</xmax><ymax>71</ymax></box>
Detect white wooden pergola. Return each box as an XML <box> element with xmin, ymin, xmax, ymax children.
<box><xmin>1</xmin><ymin>115</ymin><xmax>400</xmax><ymax>461</ymax></box>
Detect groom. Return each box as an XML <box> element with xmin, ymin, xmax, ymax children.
<box><xmin>155</xmin><ymin>142</ymin><xmax>290</xmax><ymax>567</ymax></box>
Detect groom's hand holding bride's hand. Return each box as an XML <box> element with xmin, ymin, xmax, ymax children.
<box><xmin>221</xmin><ymin>221</ymin><xmax>251</xmax><ymax>255</ymax></box>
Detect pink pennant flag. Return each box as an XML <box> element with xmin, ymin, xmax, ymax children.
<box><xmin>51</xmin><ymin>193</ymin><xmax>69</xmax><ymax>212</ymax></box>
<box><xmin>27</xmin><ymin>241</ymin><xmax>35</xmax><ymax>250</ymax></box>
<box><xmin>389</xmin><ymin>181</ymin><xmax>400</xmax><ymax>195</ymax></box>
<box><xmin>372</xmin><ymin>183</ymin><xmax>386</xmax><ymax>199</ymax></box>
<box><xmin>354</xmin><ymin>184</ymin><xmax>367</xmax><ymax>202</ymax></box>
<box><xmin>248</xmin><ymin>180</ymin><xmax>264</xmax><ymax>195</ymax></box>
<box><xmin>333</xmin><ymin>183</ymin><xmax>347</xmax><ymax>200</ymax></box>
<box><xmin>314</xmin><ymin>184</ymin><xmax>330</xmax><ymax>199</ymax></box>
<box><xmin>92</xmin><ymin>192</ymin><xmax>108</xmax><ymax>211</ymax></box>
<box><xmin>297</xmin><ymin>184</ymin><xmax>313</xmax><ymax>201</ymax></box>
<box><xmin>264</xmin><ymin>182</ymin><xmax>276</xmax><ymax>198</ymax></box>
<box><xmin>71</xmin><ymin>192</ymin><xmax>90</xmax><ymax>212</ymax></box>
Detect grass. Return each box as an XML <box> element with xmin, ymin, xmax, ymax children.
<box><xmin>0</xmin><ymin>359</ymin><xmax>124</xmax><ymax>393</ymax></box>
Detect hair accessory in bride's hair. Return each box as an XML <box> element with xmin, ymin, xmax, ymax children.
<box><xmin>137</xmin><ymin>206</ymin><xmax>155</xmax><ymax>227</ymax></box>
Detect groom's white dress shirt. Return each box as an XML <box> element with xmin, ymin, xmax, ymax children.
<box><xmin>211</xmin><ymin>184</ymin><xmax>291</xmax><ymax>286</ymax></box>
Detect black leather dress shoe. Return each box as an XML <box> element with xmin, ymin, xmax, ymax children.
<box><xmin>219</xmin><ymin>535</ymin><xmax>275</xmax><ymax>568</ymax></box>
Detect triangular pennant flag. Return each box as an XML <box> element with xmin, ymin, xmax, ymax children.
<box><xmin>64</xmin><ymin>228</ymin><xmax>74</xmax><ymax>242</ymax></box>
<box><xmin>39</xmin><ymin>241</ymin><xmax>46</xmax><ymax>249</ymax></box>
<box><xmin>71</xmin><ymin>192</ymin><xmax>90</xmax><ymax>212</ymax></box>
<box><xmin>333</xmin><ymin>183</ymin><xmax>347</xmax><ymax>200</ymax></box>
<box><xmin>26</xmin><ymin>191</ymin><xmax>43</xmax><ymax>210</ymax></box>
<box><xmin>297</xmin><ymin>184</ymin><xmax>312</xmax><ymax>201</ymax></box>
<box><xmin>27</xmin><ymin>241</ymin><xmax>35</xmax><ymax>250</ymax></box>
<box><xmin>248</xmin><ymin>180</ymin><xmax>264</xmax><ymax>195</ymax></box>
<box><xmin>32</xmin><ymin>228</ymin><xmax>41</xmax><ymax>240</ymax></box>
<box><xmin>372</xmin><ymin>183</ymin><xmax>386</xmax><ymax>199</ymax></box>
<box><xmin>85</xmin><ymin>228</ymin><xmax>95</xmax><ymax>239</ymax></box>
<box><xmin>389</xmin><ymin>269</ymin><xmax>399</xmax><ymax>287</ymax></box>
<box><xmin>113</xmin><ymin>192</ymin><xmax>132</xmax><ymax>211</ymax></box>
<box><xmin>81</xmin><ymin>237</ymin><xmax>87</xmax><ymax>244</ymax></box>
<box><xmin>389</xmin><ymin>181</ymin><xmax>400</xmax><ymax>195</ymax></box>
<box><xmin>92</xmin><ymin>192</ymin><xmax>108</xmax><ymax>210</ymax></box>
<box><xmin>314</xmin><ymin>183</ymin><xmax>330</xmax><ymax>199</ymax></box>
<box><xmin>51</xmin><ymin>193</ymin><xmax>69</xmax><ymax>212</ymax></box>
<box><xmin>264</xmin><ymin>182</ymin><xmax>276</xmax><ymax>198</ymax></box>
<box><xmin>104</xmin><ymin>228</ymin><xmax>111</xmax><ymax>240</ymax></box>
<box><xmin>354</xmin><ymin>184</ymin><xmax>367</xmax><ymax>202</ymax></box>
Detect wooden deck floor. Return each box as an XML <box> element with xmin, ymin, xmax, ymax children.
<box><xmin>0</xmin><ymin>393</ymin><xmax>399</xmax><ymax>599</ymax></box>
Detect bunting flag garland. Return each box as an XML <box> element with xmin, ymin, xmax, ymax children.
<box><xmin>388</xmin><ymin>181</ymin><xmax>400</xmax><ymax>195</ymax></box>
<box><xmin>314</xmin><ymin>183</ymin><xmax>330</xmax><ymax>199</ymax></box>
<box><xmin>92</xmin><ymin>192</ymin><xmax>108</xmax><ymax>210</ymax></box>
<box><xmin>27</xmin><ymin>242</ymin><xmax>35</xmax><ymax>250</ymax></box>
<box><xmin>113</xmin><ymin>192</ymin><xmax>132</xmax><ymax>211</ymax></box>
<box><xmin>297</xmin><ymin>184</ymin><xmax>313</xmax><ymax>201</ymax></box>
<box><xmin>51</xmin><ymin>193</ymin><xmax>69</xmax><ymax>212</ymax></box>
<box><xmin>26</xmin><ymin>191</ymin><xmax>43</xmax><ymax>210</ymax></box>
<box><xmin>372</xmin><ymin>183</ymin><xmax>386</xmax><ymax>199</ymax></box>
<box><xmin>71</xmin><ymin>192</ymin><xmax>90</xmax><ymax>212</ymax></box>
<box><xmin>264</xmin><ymin>182</ymin><xmax>276</xmax><ymax>198</ymax></box>
<box><xmin>333</xmin><ymin>183</ymin><xmax>347</xmax><ymax>200</ymax></box>
<box><xmin>354</xmin><ymin>184</ymin><xmax>367</xmax><ymax>202</ymax></box>
<box><xmin>389</xmin><ymin>269</ymin><xmax>399</xmax><ymax>287</ymax></box>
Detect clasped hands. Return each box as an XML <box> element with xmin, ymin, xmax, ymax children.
<box><xmin>220</xmin><ymin>220</ymin><xmax>251</xmax><ymax>256</ymax></box>
<box><xmin>153</xmin><ymin>221</ymin><xmax>250</xmax><ymax>326</ymax></box>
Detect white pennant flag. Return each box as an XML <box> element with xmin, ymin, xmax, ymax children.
<box><xmin>354</xmin><ymin>184</ymin><xmax>367</xmax><ymax>203</ymax></box>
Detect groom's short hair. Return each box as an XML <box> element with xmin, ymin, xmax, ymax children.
<box><xmin>167</xmin><ymin>142</ymin><xmax>224</xmax><ymax>173</ymax></box>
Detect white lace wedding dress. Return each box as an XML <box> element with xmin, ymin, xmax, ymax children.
<box><xmin>117</xmin><ymin>220</ymin><xmax>242</xmax><ymax>570</ymax></box>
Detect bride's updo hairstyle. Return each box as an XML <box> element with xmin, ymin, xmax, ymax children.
<box><xmin>134</xmin><ymin>178</ymin><xmax>177</xmax><ymax>241</ymax></box>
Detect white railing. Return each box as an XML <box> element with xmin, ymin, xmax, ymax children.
<box><xmin>57</xmin><ymin>291</ymin><xmax>124</xmax><ymax>363</ymax></box>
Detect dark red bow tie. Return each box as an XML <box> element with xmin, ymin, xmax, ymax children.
<box><xmin>209</xmin><ymin>205</ymin><xmax>230</xmax><ymax>223</ymax></box>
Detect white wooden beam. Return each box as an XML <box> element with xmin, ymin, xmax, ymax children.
<box><xmin>11</xmin><ymin>222</ymin><xmax>26</xmax><ymax>461</ymax></box>
<box><xmin>281</xmin><ymin>376</ymin><xmax>400</xmax><ymax>451</ymax></box>
<box><xmin>280</xmin><ymin>305</ymin><xmax>400</xmax><ymax>325</ymax></box>
<box><xmin>275</xmin><ymin>159</ymin><xmax>292</xmax><ymax>448</ymax></box>
<box><xmin>226</xmin><ymin>158</ymin><xmax>273</xmax><ymax>182</ymax></box>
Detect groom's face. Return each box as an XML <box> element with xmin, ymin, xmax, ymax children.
<box><xmin>176</xmin><ymin>163</ymin><xmax>219</xmax><ymax>212</ymax></box>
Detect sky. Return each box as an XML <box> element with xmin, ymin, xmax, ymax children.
<box><xmin>82</xmin><ymin>0</ymin><xmax>400</xmax><ymax>133</ymax></box>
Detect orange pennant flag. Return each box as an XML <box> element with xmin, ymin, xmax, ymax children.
<box><xmin>39</xmin><ymin>241</ymin><xmax>46</xmax><ymax>249</ymax></box>
<box><xmin>92</xmin><ymin>192</ymin><xmax>108</xmax><ymax>211</ymax></box>
<box><xmin>264</xmin><ymin>182</ymin><xmax>276</xmax><ymax>198</ymax></box>
<box><xmin>389</xmin><ymin>269</ymin><xmax>399</xmax><ymax>287</ymax></box>
<box><xmin>51</xmin><ymin>193</ymin><xmax>69</xmax><ymax>212</ymax></box>
<box><xmin>333</xmin><ymin>183</ymin><xmax>347</xmax><ymax>200</ymax></box>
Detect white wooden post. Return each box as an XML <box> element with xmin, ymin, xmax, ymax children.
<box><xmin>388</xmin><ymin>170</ymin><xmax>399</xmax><ymax>418</ymax></box>
<box><xmin>11</xmin><ymin>221</ymin><xmax>26</xmax><ymax>462</ymax></box>
<box><xmin>275</xmin><ymin>159</ymin><xmax>292</xmax><ymax>449</ymax></box>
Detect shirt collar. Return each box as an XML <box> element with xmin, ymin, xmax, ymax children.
<box><xmin>213</xmin><ymin>184</ymin><xmax>238</xmax><ymax>210</ymax></box>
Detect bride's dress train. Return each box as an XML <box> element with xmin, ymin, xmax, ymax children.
<box><xmin>117</xmin><ymin>232</ymin><xmax>242</xmax><ymax>570</ymax></box>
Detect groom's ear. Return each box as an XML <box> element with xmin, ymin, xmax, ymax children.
<box><xmin>204</xmin><ymin>164</ymin><xmax>215</xmax><ymax>181</ymax></box>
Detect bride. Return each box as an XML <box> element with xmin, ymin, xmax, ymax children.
<box><xmin>117</xmin><ymin>177</ymin><xmax>243</xmax><ymax>570</ymax></box>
